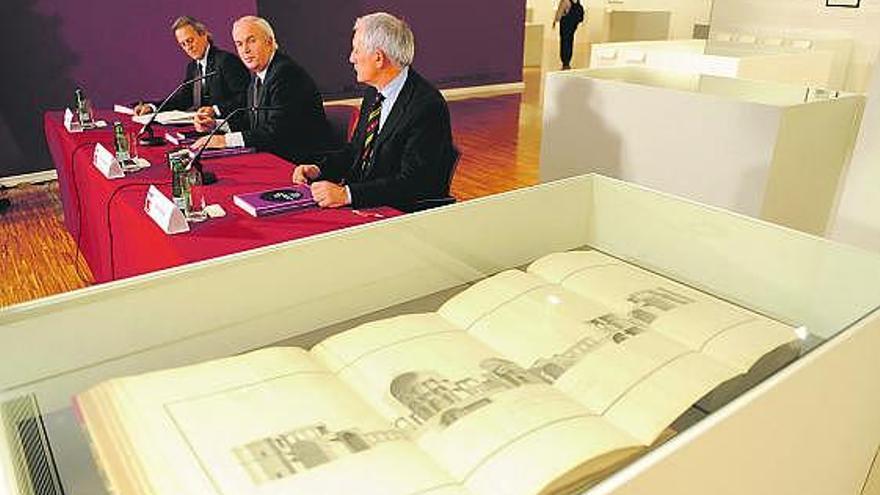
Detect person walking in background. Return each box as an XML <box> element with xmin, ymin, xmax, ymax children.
<box><xmin>553</xmin><ymin>0</ymin><xmax>585</xmax><ymax>70</ymax></box>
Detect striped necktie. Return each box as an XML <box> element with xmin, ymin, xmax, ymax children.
<box><xmin>359</xmin><ymin>93</ymin><xmax>385</xmax><ymax>173</ymax></box>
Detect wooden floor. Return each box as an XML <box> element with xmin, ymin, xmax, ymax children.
<box><xmin>0</xmin><ymin>67</ymin><xmax>552</xmax><ymax>308</ymax></box>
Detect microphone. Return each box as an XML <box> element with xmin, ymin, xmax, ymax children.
<box><xmin>138</xmin><ymin>70</ymin><xmax>218</xmax><ymax>146</ymax></box>
<box><xmin>188</xmin><ymin>104</ymin><xmax>284</xmax><ymax>185</ymax></box>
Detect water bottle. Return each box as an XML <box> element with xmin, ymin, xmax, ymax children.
<box><xmin>74</xmin><ymin>88</ymin><xmax>92</xmax><ymax>126</ymax></box>
<box><xmin>113</xmin><ymin>122</ymin><xmax>131</xmax><ymax>162</ymax></box>
<box><xmin>169</xmin><ymin>151</ymin><xmax>189</xmax><ymax>211</ymax></box>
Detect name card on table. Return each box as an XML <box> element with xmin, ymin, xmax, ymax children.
<box><xmin>144</xmin><ymin>186</ymin><xmax>189</xmax><ymax>235</ymax></box>
<box><xmin>63</xmin><ymin>108</ymin><xmax>107</xmax><ymax>133</ymax></box>
<box><xmin>93</xmin><ymin>144</ymin><xmax>124</xmax><ymax>179</ymax></box>
<box><xmin>92</xmin><ymin>144</ymin><xmax>152</xmax><ymax>179</ymax></box>
<box><xmin>63</xmin><ymin>108</ymin><xmax>82</xmax><ymax>133</ymax></box>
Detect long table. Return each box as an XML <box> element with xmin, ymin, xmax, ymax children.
<box><xmin>44</xmin><ymin>111</ymin><xmax>397</xmax><ymax>283</ymax></box>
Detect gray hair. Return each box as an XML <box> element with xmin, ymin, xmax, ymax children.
<box><xmin>354</xmin><ymin>12</ymin><xmax>415</xmax><ymax>67</ymax></box>
<box><xmin>234</xmin><ymin>15</ymin><xmax>279</xmax><ymax>49</ymax></box>
<box><xmin>171</xmin><ymin>16</ymin><xmax>212</xmax><ymax>42</ymax></box>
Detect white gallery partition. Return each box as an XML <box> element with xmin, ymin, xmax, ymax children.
<box><xmin>525</xmin><ymin>0</ymin><xmax>710</xmax><ymax>43</ymax></box>
<box><xmin>590</xmin><ymin>39</ymin><xmax>848</xmax><ymax>89</ymax></box>
<box><xmin>709</xmin><ymin>0</ymin><xmax>879</xmax><ymax>92</ymax></box>
<box><xmin>830</xmin><ymin>58</ymin><xmax>880</xmax><ymax>253</ymax></box>
<box><xmin>540</xmin><ymin>67</ymin><xmax>865</xmax><ymax>235</ymax></box>
<box><xmin>524</xmin><ymin>22</ymin><xmax>545</xmax><ymax>67</ymax></box>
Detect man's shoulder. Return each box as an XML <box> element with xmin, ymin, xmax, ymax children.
<box><xmin>270</xmin><ymin>53</ymin><xmax>307</xmax><ymax>78</ymax></box>
<box><xmin>211</xmin><ymin>47</ymin><xmax>247</xmax><ymax>69</ymax></box>
<box><xmin>211</xmin><ymin>46</ymin><xmax>237</xmax><ymax>62</ymax></box>
<box><xmin>407</xmin><ymin>69</ymin><xmax>447</xmax><ymax>109</ymax></box>
<box><xmin>272</xmin><ymin>53</ymin><xmax>321</xmax><ymax>90</ymax></box>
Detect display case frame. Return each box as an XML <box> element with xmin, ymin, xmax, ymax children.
<box><xmin>2</xmin><ymin>174</ymin><xmax>879</xmax><ymax>495</ymax></box>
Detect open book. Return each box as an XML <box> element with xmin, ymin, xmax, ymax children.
<box><xmin>75</xmin><ymin>250</ymin><xmax>801</xmax><ymax>495</ymax></box>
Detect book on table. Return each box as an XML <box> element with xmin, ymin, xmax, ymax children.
<box><xmin>74</xmin><ymin>249</ymin><xmax>801</xmax><ymax>495</ymax></box>
<box><xmin>232</xmin><ymin>186</ymin><xmax>316</xmax><ymax>217</ymax></box>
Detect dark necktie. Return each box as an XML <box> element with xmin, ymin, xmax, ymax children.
<box><xmin>193</xmin><ymin>63</ymin><xmax>203</xmax><ymax>109</ymax></box>
<box><xmin>251</xmin><ymin>77</ymin><xmax>263</xmax><ymax>128</ymax></box>
<box><xmin>359</xmin><ymin>93</ymin><xmax>385</xmax><ymax>174</ymax></box>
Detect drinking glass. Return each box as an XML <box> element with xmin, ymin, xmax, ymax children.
<box><xmin>128</xmin><ymin>130</ymin><xmax>140</xmax><ymax>160</ymax></box>
<box><xmin>186</xmin><ymin>170</ymin><xmax>208</xmax><ymax>222</ymax></box>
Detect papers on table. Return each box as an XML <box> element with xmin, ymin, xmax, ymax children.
<box><xmin>114</xmin><ymin>104</ymin><xmax>135</xmax><ymax>115</ymax></box>
<box><xmin>132</xmin><ymin>110</ymin><xmax>197</xmax><ymax>126</ymax></box>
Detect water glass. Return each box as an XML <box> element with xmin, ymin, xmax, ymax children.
<box><xmin>186</xmin><ymin>171</ymin><xmax>208</xmax><ymax>223</ymax></box>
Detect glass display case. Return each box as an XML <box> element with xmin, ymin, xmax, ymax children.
<box><xmin>2</xmin><ymin>174</ymin><xmax>879</xmax><ymax>495</ymax></box>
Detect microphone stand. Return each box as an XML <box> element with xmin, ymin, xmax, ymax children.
<box><xmin>138</xmin><ymin>70</ymin><xmax>217</xmax><ymax>146</ymax></box>
<box><xmin>188</xmin><ymin>105</ymin><xmax>283</xmax><ymax>185</ymax></box>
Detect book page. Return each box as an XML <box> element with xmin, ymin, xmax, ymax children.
<box><xmin>436</xmin><ymin>270</ymin><xmax>739</xmax><ymax>444</ymax></box>
<box><xmin>312</xmin><ymin>314</ymin><xmax>642</xmax><ymax>495</ymax></box>
<box><xmin>79</xmin><ymin>348</ymin><xmax>470</xmax><ymax>495</ymax></box>
<box><xmin>528</xmin><ymin>251</ymin><xmax>800</xmax><ymax>373</ymax></box>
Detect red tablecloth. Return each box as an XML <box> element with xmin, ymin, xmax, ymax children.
<box><xmin>44</xmin><ymin>111</ymin><xmax>398</xmax><ymax>283</ymax></box>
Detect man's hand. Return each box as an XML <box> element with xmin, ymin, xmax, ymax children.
<box><xmin>196</xmin><ymin>106</ymin><xmax>216</xmax><ymax>118</ymax></box>
<box><xmin>194</xmin><ymin>107</ymin><xmax>216</xmax><ymax>133</ymax></box>
<box><xmin>191</xmin><ymin>134</ymin><xmax>226</xmax><ymax>150</ymax></box>
<box><xmin>310</xmin><ymin>181</ymin><xmax>349</xmax><ymax>208</ymax></box>
<box><xmin>291</xmin><ymin>164</ymin><xmax>321</xmax><ymax>185</ymax></box>
<box><xmin>133</xmin><ymin>103</ymin><xmax>153</xmax><ymax>116</ymax></box>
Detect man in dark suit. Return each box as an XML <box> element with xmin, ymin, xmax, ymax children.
<box><xmin>133</xmin><ymin>16</ymin><xmax>249</xmax><ymax>115</ymax></box>
<box><xmin>292</xmin><ymin>12</ymin><xmax>457</xmax><ymax>211</ymax></box>
<box><xmin>193</xmin><ymin>16</ymin><xmax>331</xmax><ymax>162</ymax></box>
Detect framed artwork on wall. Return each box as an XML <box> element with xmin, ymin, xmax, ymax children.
<box><xmin>825</xmin><ymin>0</ymin><xmax>859</xmax><ymax>7</ymax></box>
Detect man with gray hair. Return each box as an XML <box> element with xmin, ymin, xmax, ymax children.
<box><xmin>133</xmin><ymin>16</ymin><xmax>249</xmax><ymax>116</ymax></box>
<box><xmin>292</xmin><ymin>12</ymin><xmax>457</xmax><ymax>211</ymax></box>
<box><xmin>194</xmin><ymin>15</ymin><xmax>331</xmax><ymax>162</ymax></box>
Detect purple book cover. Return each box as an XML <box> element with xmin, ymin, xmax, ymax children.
<box><xmin>233</xmin><ymin>186</ymin><xmax>315</xmax><ymax>217</ymax></box>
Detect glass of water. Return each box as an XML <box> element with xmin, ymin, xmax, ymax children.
<box><xmin>185</xmin><ymin>167</ymin><xmax>208</xmax><ymax>223</ymax></box>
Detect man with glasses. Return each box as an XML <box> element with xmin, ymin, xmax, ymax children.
<box><xmin>134</xmin><ymin>16</ymin><xmax>249</xmax><ymax>116</ymax></box>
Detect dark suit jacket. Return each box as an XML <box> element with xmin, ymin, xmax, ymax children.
<box><xmin>164</xmin><ymin>45</ymin><xmax>249</xmax><ymax>113</ymax></box>
<box><xmin>321</xmin><ymin>69</ymin><xmax>457</xmax><ymax>210</ymax></box>
<box><xmin>230</xmin><ymin>52</ymin><xmax>332</xmax><ymax>162</ymax></box>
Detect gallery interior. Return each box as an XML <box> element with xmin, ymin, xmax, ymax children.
<box><xmin>1</xmin><ymin>0</ymin><xmax>879</xmax><ymax>494</ymax></box>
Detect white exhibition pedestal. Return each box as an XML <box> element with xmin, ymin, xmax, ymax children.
<box><xmin>540</xmin><ymin>67</ymin><xmax>864</xmax><ymax>235</ymax></box>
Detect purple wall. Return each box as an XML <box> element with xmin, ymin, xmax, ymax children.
<box><xmin>260</xmin><ymin>0</ymin><xmax>526</xmax><ymax>98</ymax></box>
<box><xmin>33</xmin><ymin>0</ymin><xmax>257</xmax><ymax>106</ymax></box>
<box><xmin>0</xmin><ymin>0</ymin><xmax>524</xmax><ymax>176</ymax></box>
